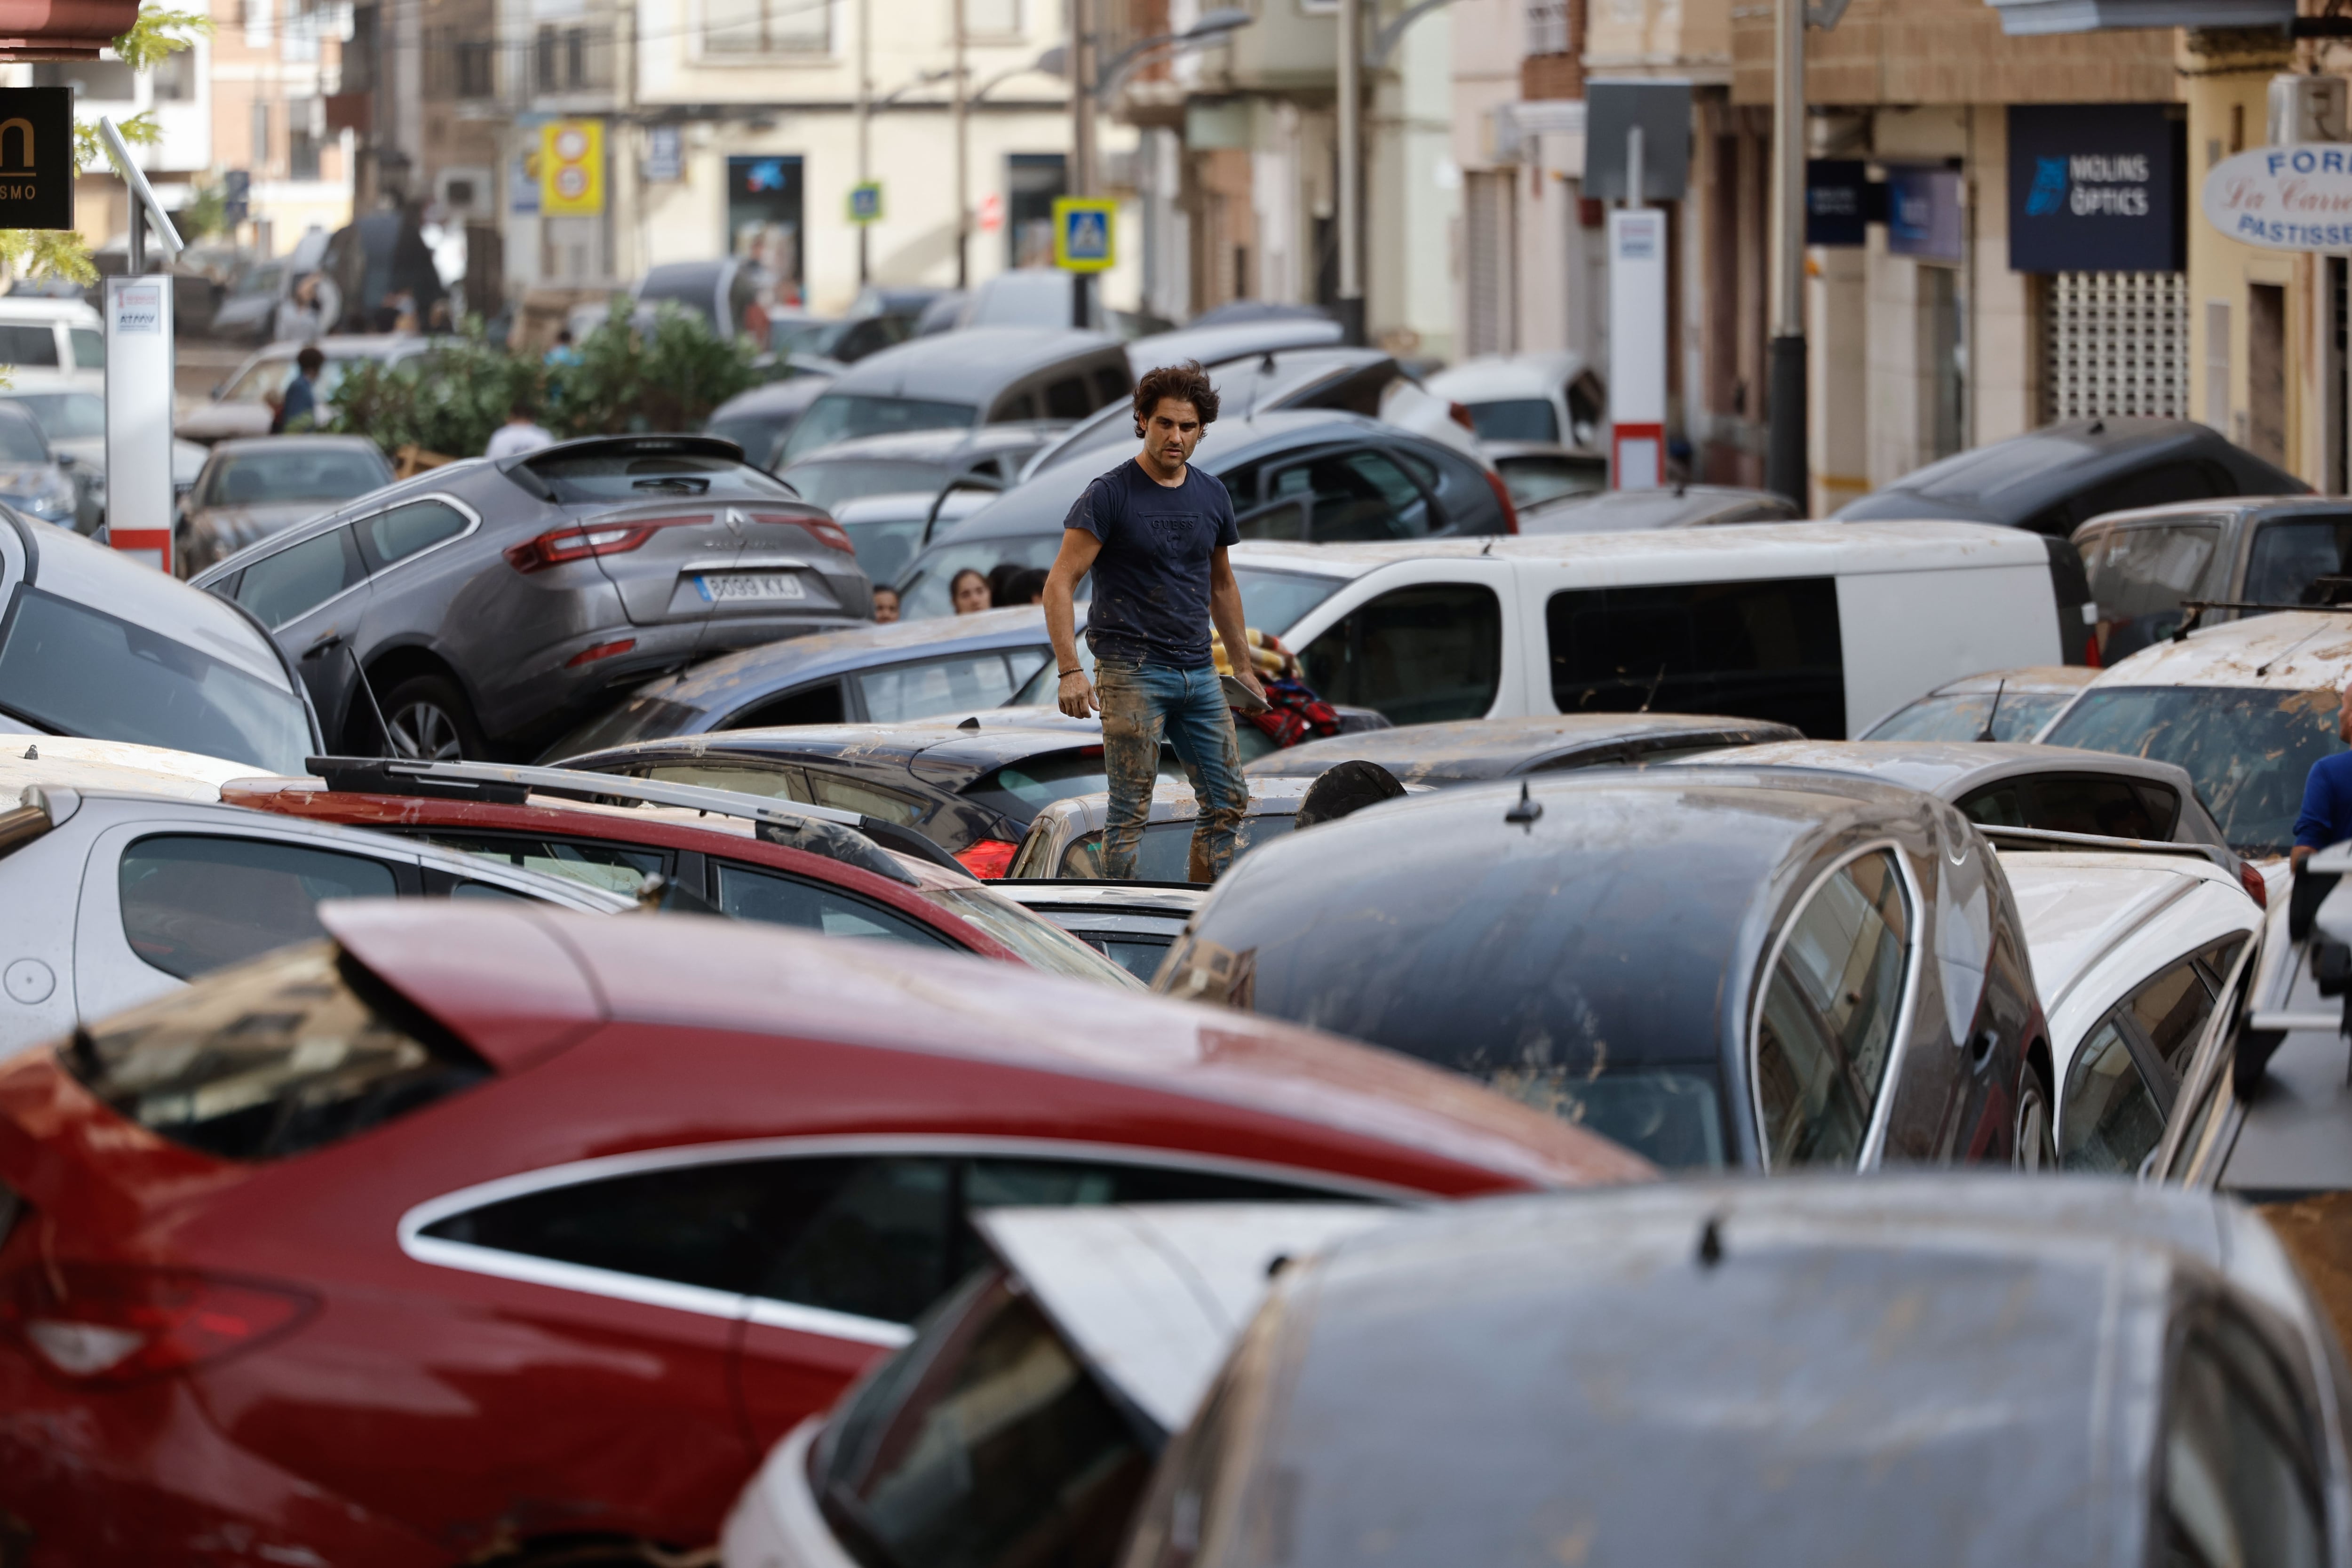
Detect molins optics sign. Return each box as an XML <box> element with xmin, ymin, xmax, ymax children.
<box><xmin>0</xmin><ymin>89</ymin><xmax>72</xmax><ymax>231</ymax></box>
<box><xmin>2201</xmin><ymin>143</ymin><xmax>2352</xmax><ymax>252</ymax></box>
<box><xmin>2008</xmin><ymin>104</ymin><xmax>2184</xmax><ymax>273</ymax></box>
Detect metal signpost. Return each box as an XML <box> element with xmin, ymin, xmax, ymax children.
<box><xmin>98</xmin><ymin>118</ymin><xmax>180</xmax><ymax>574</ymax></box>
<box><xmin>847</xmin><ymin>181</ymin><xmax>883</xmax><ymax>226</ymax></box>
<box><xmin>1053</xmin><ymin>196</ymin><xmax>1117</xmax><ymax>283</ymax></box>
<box><xmin>1588</xmin><ymin>82</ymin><xmax>1687</xmax><ymax>492</ymax></box>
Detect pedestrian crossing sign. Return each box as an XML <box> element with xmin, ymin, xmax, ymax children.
<box><xmin>1053</xmin><ymin>197</ymin><xmax>1116</xmax><ymax>273</ymax></box>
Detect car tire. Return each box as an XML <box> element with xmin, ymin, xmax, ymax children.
<box><xmin>380</xmin><ymin>674</ymin><xmax>487</xmax><ymax>763</ymax></box>
<box><xmin>2016</xmin><ymin>1061</ymin><xmax>2056</xmax><ymax>1173</ymax></box>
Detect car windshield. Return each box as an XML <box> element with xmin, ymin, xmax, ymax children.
<box><xmin>1233</xmin><ymin>565</ymin><xmax>1342</xmax><ymax>635</ymax></box>
<box><xmin>960</xmin><ymin>750</ymin><xmax>1123</xmax><ymax>821</ymax></box>
<box><xmin>1465</xmin><ymin>398</ymin><xmax>1557</xmax><ymax>443</ymax></box>
<box><xmin>1861</xmin><ymin>690</ymin><xmax>2073</xmax><ymax>743</ymax></box>
<box><xmin>769</xmin><ymin>318</ymin><xmax>848</xmax><ymax>357</ymax></box>
<box><xmin>0</xmin><ymin>412</ymin><xmax>48</xmax><ymax>463</ymax></box>
<box><xmin>524</xmin><ymin>449</ymin><xmax>796</xmax><ymax>502</ymax></box>
<box><xmin>203</xmin><ymin>446</ymin><xmax>391</xmax><ymax>506</ymax></box>
<box><xmin>922</xmin><ymin>886</ymin><xmax>1145</xmax><ymax>987</ymax></box>
<box><xmin>1498</xmin><ymin>454</ymin><xmax>1606</xmax><ymax>509</ymax></box>
<box><xmin>782</xmin><ymin>393</ymin><xmax>977</xmax><ymax>464</ymax></box>
<box><xmin>784</xmin><ymin>457</ymin><xmax>956</xmax><ymax>512</ymax></box>
<box><xmin>2082</xmin><ymin>521</ymin><xmax>2225</xmax><ymax>661</ymax></box>
<box><xmin>898</xmin><ymin>533</ymin><xmax>1065</xmax><ymax>618</ymax></box>
<box><xmin>0</xmin><ymin>585</ymin><xmax>312</xmax><ymax>772</ymax></box>
<box><xmin>2040</xmin><ymin>684</ymin><xmax>2342</xmax><ymax>855</ymax></box>
<box><xmin>7</xmin><ymin>391</ymin><xmax>104</xmax><ymax>441</ymax></box>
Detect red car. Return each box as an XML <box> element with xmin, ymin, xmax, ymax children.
<box><xmin>0</xmin><ymin>902</ymin><xmax>1645</xmax><ymax>1568</ymax></box>
<box><xmin>221</xmin><ymin>759</ymin><xmax>1137</xmax><ymax>986</ymax></box>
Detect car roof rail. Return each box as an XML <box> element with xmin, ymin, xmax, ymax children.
<box><xmin>303</xmin><ymin>756</ymin><xmax>969</xmax><ymax>885</ymax></box>
<box><xmin>1979</xmin><ymin>823</ymin><xmax>2233</xmax><ymax>872</ymax></box>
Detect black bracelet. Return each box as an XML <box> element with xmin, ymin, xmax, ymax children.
<box><xmin>1058</xmin><ymin>668</ymin><xmax>1083</xmax><ymax>678</ymax></box>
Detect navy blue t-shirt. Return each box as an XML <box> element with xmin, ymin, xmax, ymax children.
<box><xmin>1064</xmin><ymin>458</ymin><xmax>1239</xmax><ymax>668</ymax></box>
<box><xmin>2297</xmin><ymin>750</ymin><xmax>2352</xmax><ymax>850</ymax></box>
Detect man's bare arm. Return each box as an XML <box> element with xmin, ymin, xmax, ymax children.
<box><xmin>1208</xmin><ymin>547</ymin><xmax>1263</xmax><ymax>701</ymax></box>
<box><xmin>1045</xmin><ymin>528</ymin><xmax>1105</xmax><ymax>717</ymax></box>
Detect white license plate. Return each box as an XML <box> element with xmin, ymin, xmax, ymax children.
<box><xmin>697</xmin><ymin>572</ymin><xmax>806</xmax><ymax>602</ymax></box>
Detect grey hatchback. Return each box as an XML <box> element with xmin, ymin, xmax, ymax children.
<box><xmin>188</xmin><ymin>434</ymin><xmax>871</xmax><ymax>762</ymax></box>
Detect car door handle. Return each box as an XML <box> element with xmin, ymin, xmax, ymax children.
<box><xmin>301</xmin><ymin>632</ymin><xmax>344</xmax><ymax>661</ymax></box>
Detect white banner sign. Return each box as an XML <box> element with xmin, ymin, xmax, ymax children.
<box><xmin>2202</xmin><ymin>144</ymin><xmax>2352</xmax><ymax>251</ymax></box>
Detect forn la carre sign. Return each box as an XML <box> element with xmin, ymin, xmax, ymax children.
<box><xmin>2008</xmin><ymin>104</ymin><xmax>2183</xmax><ymax>273</ymax></box>
<box><xmin>0</xmin><ymin>88</ymin><xmax>74</xmax><ymax>230</ymax></box>
<box><xmin>2202</xmin><ymin>143</ymin><xmax>2352</xmax><ymax>252</ymax></box>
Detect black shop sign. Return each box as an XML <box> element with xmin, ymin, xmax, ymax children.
<box><xmin>0</xmin><ymin>89</ymin><xmax>71</xmax><ymax>230</ymax></box>
<box><xmin>2008</xmin><ymin>103</ymin><xmax>2184</xmax><ymax>273</ymax></box>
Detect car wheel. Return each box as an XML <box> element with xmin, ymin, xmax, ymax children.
<box><xmin>2015</xmin><ymin>1062</ymin><xmax>2056</xmax><ymax>1173</ymax></box>
<box><xmin>380</xmin><ymin>675</ymin><xmax>486</xmax><ymax>762</ymax></box>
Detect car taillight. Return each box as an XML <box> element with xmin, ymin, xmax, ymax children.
<box><xmin>565</xmin><ymin>637</ymin><xmax>637</xmax><ymax>668</ymax></box>
<box><xmin>2240</xmin><ymin>860</ymin><xmax>2270</xmax><ymax>909</ymax></box>
<box><xmin>753</xmin><ymin>511</ymin><xmax>856</xmax><ymax>556</ymax></box>
<box><xmin>1484</xmin><ymin>470</ymin><xmax>1521</xmax><ymax>534</ymax></box>
<box><xmin>503</xmin><ymin>514</ymin><xmax>708</xmax><ymax>573</ymax></box>
<box><xmin>1</xmin><ymin>1263</ymin><xmax>314</xmax><ymax>1386</ymax></box>
<box><xmin>955</xmin><ymin>839</ymin><xmax>1020</xmax><ymax>879</ymax></box>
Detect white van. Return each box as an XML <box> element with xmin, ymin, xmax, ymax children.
<box><xmin>0</xmin><ymin>296</ymin><xmax>104</xmax><ymax>391</ymax></box>
<box><xmin>1216</xmin><ymin>520</ymin><xmax>2088</xmax><ymax>736</ymax></box>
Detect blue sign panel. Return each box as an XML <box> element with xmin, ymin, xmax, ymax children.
<box><xmin>1806</xmin><ymin>159</ymin><xmax>1868</xmax><ymax>247</ymax></box>
<box><xmin>2008</xmin><ymin>103</ymin><xmax>2184</xmax><ymax>273</ymax></box>
<box><xmin>1887</xmin><ymin>167</ymin><xmax>1964</xmax><ymax>263</ymax></box>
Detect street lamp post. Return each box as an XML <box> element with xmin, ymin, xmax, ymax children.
<box><xmin>856</xmin><ymin>0</ymin><xmax>872</xmax><ymax>286</ymax></box>
<box><xmin>953</xmin><ymin>0</ymin><xmax>969</xmax><ymax>290</ymax></box>
<box><xmin>1336</xmin><ymin>0</ymin><xmax>1363</xmax><ymax>346</ymax></box>
<box><xmin>1765</xmin><ymin>0</ymin><xmax>1806</xmax><ymax>510</ymax></box>
<box><xmin>1069</xmin><ymin>0</ymin><xmax>1094</xmax><ymax>328</ymax></box>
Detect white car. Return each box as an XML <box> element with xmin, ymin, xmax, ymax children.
<box><xmin>0</xmin><ymin>296</ymin><xmax>103</xmax><ymax>393</ymax></box>
<box><xmin>176</xmin><ymin>334</ymin><xmax>434</xmax><ymax>444</ymax></box>
<box><xmin>721</xmin><ymin>1203</ymin><xmax>1390</xmax><ymax>1568</ymax></box>
<box><xmin>0</xmin><ymin>747</ymin><xmax>630</xmax><ymax>1060</ymax></box>
<box><xmin>1423</xmin><ymin>350</ymin><xmax>1607</xmax><ymax>452</ymax></box>
<box><xmin>2001</xmin><ymin>847</ymin><xmax>2262</xmax><ymax>1176</ymax></box>
<box><xmin>2036</xmin><ymin>606</ymin><xmax>2352</xmax><ymax>889</ymax></box>
<box><xmin>0</xmin><ymin>378</ymin><xmax>213</xmax><ymax>532</ymax></box>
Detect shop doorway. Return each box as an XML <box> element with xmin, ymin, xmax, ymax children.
<box><xmin>727</xmin><ymin>155</ymin><xmax>803</xmax><ymax>307</ymax></box>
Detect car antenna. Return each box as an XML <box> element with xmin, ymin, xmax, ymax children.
<box><xmin>1638</xmin><ymin>662</ymin><xmax>1668</xmax><ymax>713</ymax></box>
<box><xmin>1697</xmin><ymin>1214</ymin><xmax>1725</xmax><ymax>1268</ymax></box>
<box><xmin>1243</xmin><ymin>352</ymin><xmax>1277</xmax><ymax>422</ymax></box>
<box><xmin>1973</xmin><ymin>678</ymin><xmax>2006</xmax><ymax>743</ymax></box>
<box><xmin>1481</xmin><ymin>534</ymin><xmax>1495</xmax><ymax>555</ymax></box>
<box><xmin>1505</xmin><ymin>780</ymin><xmax>1543</xmax><ymax>830</ymax></box>
<box><xmin>346</xmin><ymin>645</ymin><xmax>397</xmax><ymax>755</ymax></box>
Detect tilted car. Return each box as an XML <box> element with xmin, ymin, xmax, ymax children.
<box><xmin>175</xmin><ymin>434</ymin><xmax>396</xmax><ymax>579</ymax></box>
<box><xmin>224</xmin><ymin>756</ymin><xmax>1142</xmax><ymax>988</ymax></box>
<box><xmin>556</xmin><ymin>722</ymin><xmax>1166</xmax><ymax>877</ymax></box>
<box><xmin>1666</xmin><ymin>739</ymin><xmax>2259</xmax><ymax>904</ymax></box>
<box><xmin>1122</xmin><ymin>1178</ymin><xmax>2352</xmax><ymax>1568</ymax></box>
<box><xmin>779</xmin><ymin>327</ymin><xmax>1131</xmax><ymax>467</ymax></box>
<box><xmin>0</xmin><ymin>900</ymin><xmax>1644</xmax><ymax>1566</ymax></box>
<box><xmin>2074</xmin><ymin>493</ymin><xmax>2352</xmax><ymax>663</ymax></box>
<box><xmin>546</xmin><ymin>607</ymin><xmax>1061</xmax><ymax>751</ymax></box>
<box><xmin>1158</xmin><ymin>769</ymin><xmax>2048</xmax><ymax>1171</ymax></box>
<box><xmin>1422</xmin><ymin>350</ymin><xmax>1608</xmax><ymax>451</ymax></box>
<box><xmin>0</xmin><ymin>381</ymin><xmax>211</xmax><ymax>533</ymax></box>
<box><xmin>2037</xmin><ymin>607</ymin><xmax>2351</xmax><ymax>871</ymax></box>
<box><xmin>0</xmin><ymin>750</ymin><xmax>628</xmax><ymax>1059</ymax></box>
<box><xmin>0</xmin><ymin>510</ymin><xmax>321</xmax><ymax>773</ymax></box>
<box><xmin>1242</xmin><ymin>712</ymin><xmax>1802</xmax><ymax>788</ymax></box>
<box><xmin>2000</xmin><ymin>846</ymin><xmax>2263</xmax><ymax>1177</ymax></box>
<box><xmin>1857</xmin><ymin>664</ymin><xmax>2097</xmax><ymax>742</ymax></box>
<box><xmin>186</xmin><ymin>434</ymin><xmax>871</xmax><ymax>762</ymax></box>
<box><xmin>1008</xmin><ymin>776</ymin><xmax>1321</xmax><ymax>884</ymax></box>
<box><xmin>725</xmin><ymin>1203</ymin><xmax>1389</xmax><ymax>1568</ymax></box>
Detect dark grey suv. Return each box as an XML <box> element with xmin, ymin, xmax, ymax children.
<box><xmin>188</xmin><ymin>435</ymin><xmax>871</xmax><ymax>761</ymax></box>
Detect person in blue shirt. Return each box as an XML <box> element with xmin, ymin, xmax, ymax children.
<box><xmin>2292</xmin><ymin>682</ymin><xmax>2352</xmax><ymax>867</ymax></box>
<box><xmin>270</xmin><ymin>345</ymin><xmax>325</xmax><ymax>433</ymax></box>
<box><xmin>1042</xmin><ymin>361</ymin><xmax>1263</xmax><ymax>883</ymax></box>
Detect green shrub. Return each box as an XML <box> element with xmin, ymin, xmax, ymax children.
<box><xmin>321</xmin><ymin>326</ymin><xmax>546</xmax><ymax>457</ymax></box>
<box><xmin>549</xmin><ymin>299</ymin><xmax>761</xmax><ymax>438</ymax></box>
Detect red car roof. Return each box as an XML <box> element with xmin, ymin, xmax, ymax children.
<box><xmin>322</xmin><ymin>900</ymin><xmax>1652</xmax><ymax>1194</ymax></box>
<box><xmin>222</xmin><ymin>779</ymin><xmax>1021</xmax><ymax>961</ymax></box>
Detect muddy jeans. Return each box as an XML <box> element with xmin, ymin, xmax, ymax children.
<box><xmin>1095</xmin><ymin>657</ymin><xmax>1249</xmax><ymax>882</ymax></box>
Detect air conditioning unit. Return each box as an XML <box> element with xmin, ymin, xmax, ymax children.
<box><xmin>436</xmin><ymin>165</ymin><xmax>493</xmax><ymax>219</ymax></box>
<box><xmin>2270</xmin><ymin>72</ymin><xmax>2348</xmax><ymax>146</ymax></box>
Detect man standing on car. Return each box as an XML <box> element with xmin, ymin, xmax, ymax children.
<box><xmin>1045</xmin><ymin>362</ymin><xmax>1263</xmax><ymax>883</ymax></box>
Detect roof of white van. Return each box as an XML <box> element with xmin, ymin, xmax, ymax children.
<box><xmin>0</xmin><ymin>297</ymin><xmax>98</xmax><ymax>325</ymax></box>
<box><xmin>1424</xmin><ymin>353</ymin><xmax>1590</xmax><ymax>400</ymax></box>
<box><xmin>2089</xmin><ymin>608</ymin><xmax>2352</xmax><ymax>692</ymax></box>
<box><xmin>1230</xmin><ymin>519</ymin><xmax>2049</xmax><ymax>580</ymax></box>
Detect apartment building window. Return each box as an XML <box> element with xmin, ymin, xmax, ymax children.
<box><xmin>536</xmin><ymin>26</ymin><xmax>556</xmax><ymax>89</ymax></box>
<box><xmin>1526</xmin><ymin>0</ymin><xmax>1570</xmax><ymax>53</ymax></box>
<box><xmin>1464</xmin><ymin>170</ymin><xmax>1517</xmax><ymax>357</ymax></box>
<box><xmin>32</xmin><ymin>60</ymin><xmax>135</xmax><ymax>101</ymax></box>
<box><xmin>457</xmin><ymin>40</ymin><xmax>495</xmax><ymax>97</ymax></box>
<box><xmin>288</xmin><ymin>100</ymin><xmax>321</xmax><ymax>179</ymax></box>
<box><xmin>963</xmin><ymin>0</ymin><xmax>1020</xmax><ymax>36</ymax></box>
<box><xmin>2039</xmin><ymin>271</ymin><xmax>2189</xmax><ymax>423</ymax></box>
<box><xmin>151</xmin><ymin>45</ymin><xmax>196</xmax><ymax>100</ymax></box>
<box><xmin>701</xmin><ymin>0</ymin><xmax>829</xmax><ymax>55</ymax></box>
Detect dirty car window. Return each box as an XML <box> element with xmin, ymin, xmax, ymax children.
<box><xmin>2041</xmin><ymin>685</ymin><xmax>2341</xmax><ymax>857</ymax></box>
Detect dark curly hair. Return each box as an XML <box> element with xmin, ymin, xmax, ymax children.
<box><xmin>1132</xmin><ymin>360</ymin><xmax>1220</xmax><ymax>436</ymax></box>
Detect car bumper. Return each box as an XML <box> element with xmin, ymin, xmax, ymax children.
<box><xmin>0</xmin><ymin>1348</ymin><xmax>437</xmax><ymax>1568</ymax></box>
<box><xmin>722</xmin><ymin>1418</ymin><xmax>861</xmax><ymax>1568</ymax></box>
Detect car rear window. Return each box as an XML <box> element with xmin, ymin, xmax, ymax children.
<box><xmin>781</xmin><ymin>458</ymin><xmax>954</xmax><ymax>512</ymax></box>
<box><xmin>1464</xmin><ymin>398</ymin><xmax>1557</xmax><ymax>443</ymax></box>
<box><xmin>2082</xmin><ymin>521</ymin><xmax>2224</xmax><ymax>662</ymax></box>
<box><xmin>1546</xmin><ymin>577</ymin><xmax>1845</xmax><ymax>738</ymax></box>
<box><xmin>525</xmin><ymin>449</ymin><xmax>797</xmax><ymax>503</ymax></box>
<box><xmin>958</xmin><ymin>749</ymin><xmax>1115</xmax><ymax>820</ymax></box>
<box><xmin>2041</xmin><ymin>685</ymin><xmax>2342</xmax><ymax>856</ymax></box>
<box><xmin>0</xmin><ymin>324</ymin><xmax>56</xmax><ymax>367</ymax></box>
<box><xmin>921</xmin><ymin>885</ymin><xmax>1147</xmax><ymax>987</ymax></box>
<box><xmin>0</xmin><ymin>585</ymin><xmax>313</xmax><ymax>773</ymax></box>
<box><xmin>63</xmin><ymin>942</ymin><xmax>491</xmax><ymax>1162</ymax></box>
<box><xmin>204</xmin><ymin>447</ymin><xmax>393</xmax><ymax>507</ymax></box>
<box><xmin>1860</xmin><ymin>691</ymin><xmax>2071</xmax><ymax>743</ymax></box>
